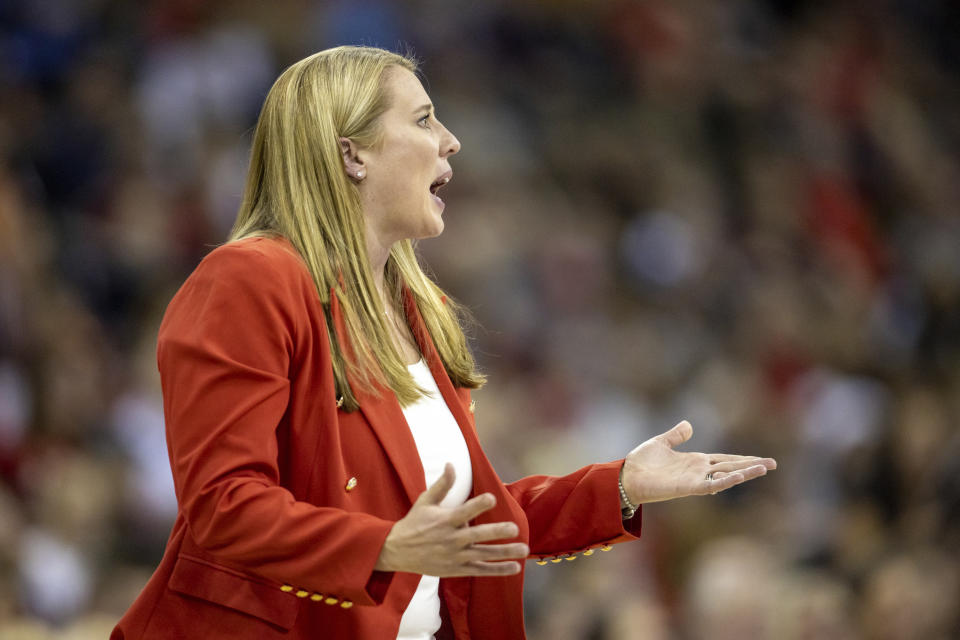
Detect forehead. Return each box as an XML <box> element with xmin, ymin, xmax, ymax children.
<box><xmin>383</xmin><ymin>67</ymin><xmax>430</xmax><ymax>111</ymax></box>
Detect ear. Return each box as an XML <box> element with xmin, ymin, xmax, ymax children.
<box><xmin>339</xmin><ymin>137</ymin><xmax>366</xmax><ymax>181</ymax></box>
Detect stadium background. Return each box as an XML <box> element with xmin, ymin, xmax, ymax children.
<box><xmin>1</xmin><ymin>0</ymin><xmax>958</xmax><ymax>637</ymax></box>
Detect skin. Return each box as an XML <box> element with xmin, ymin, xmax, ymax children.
<box><xmin>341</xmin><ymin>66</ymin><xmax>459</xmax><ymax>366</ymax></box>
<box><xmin>342</xmin><ymin>67</ymin><xmax>777</xmax><ymax>577</ymax></box>
<box><xmin>620</xmin><ymin>420</ymin><xmax>776</xmax><ymax>504</ymax></box>
<box><xmin>340</xmin><ymin>66</ymin><xmax>460</xmax><ymax>298</ymax></box>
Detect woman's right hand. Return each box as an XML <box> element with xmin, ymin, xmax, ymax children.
<box><xmin>374</xmin><ymin>463</ymin><xmax>528</xmax><ymax>577</ymax></box>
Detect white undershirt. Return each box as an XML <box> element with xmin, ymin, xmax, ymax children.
<box><xmin>396</xmin><ymin>359</ymin><xmax>473</xmax><ymax>640</ymax></box>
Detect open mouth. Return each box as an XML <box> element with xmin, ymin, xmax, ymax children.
<box><xmin>429</xmin><ymin>171</ymin><xmax>452</xmax><ymax>199</ymax></box>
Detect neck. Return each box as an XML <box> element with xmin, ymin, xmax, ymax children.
<box><xmin>365</xmin><ymin>225</ymin><xmax>392</xmax><ymax>303</ymax></box>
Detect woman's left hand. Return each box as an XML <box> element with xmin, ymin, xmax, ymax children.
<box><xmin>621</xmin><ymin>420</ymin><xmax>777</xmax><ymax>504</ymax></box>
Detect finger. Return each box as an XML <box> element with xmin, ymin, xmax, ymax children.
<box><xmin>736</xmin><ymin>464</ymin><xmax>770</xmax><ymax>481</ymax></box>
<box><xmin>708</xmin><ymin>459</ymin><xmax>775</xmax><ymax>474</ymax></box>
<box><xmin>709</xmin><ymin>455</ymin><xmax>777</xmax><ymax>470</ymax></box>
<box><xmin>465</xmin><ymin>542</ymin><xmax>530</xmax><ymax>561</ymax></box>
<box><xmin>418</xmin><ymin>463</ymin><xmax>456</xmax><ymax>506</ymax></box>
<box><xmin>707</xmin><ymin>464</ymin><xmax>768</xmax><ymax>493</ymax></box>
<box><xmin>656</xmin><ymin>420</ymin><xmax>693</xmax><ymax>449</ymax></box>
<box><xmin>458</xmin><ymin>522</ymin><xmax>519</xmax><ymax>545</ymax></box>
<box><xmin>704</xmin><ymin>472</ymin><xmax>743</xmax><ymax>494</ymax></box>
<box><xmin>715</xmin><ymin>464</ymin><xmax>769</xmax><ymax>483</ymax></box>
<box><xmin>461</xmin><ymin>560</ymin><xmax>522</xmax><ymax>577</ymax></box>
<box><xmin>449</xmin><ymin>492</ymin><xmax>497</xmax><ymax>525</ymax></box>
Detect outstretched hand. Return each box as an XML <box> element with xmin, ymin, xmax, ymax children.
<box><xmin>375</xmin><ymin>464</ymin><xmax>528</xmax><ymax>577</ymax></box>
<box><xmin>621</xmin><ymin>420</ymin><xmax>776</xmax><ymax>504</ymax></box>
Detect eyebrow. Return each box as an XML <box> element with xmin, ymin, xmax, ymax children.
<box><xmin>414</xmin><ymin>103</ymin><xmax>434</xmax><ymax>114</ymax></box>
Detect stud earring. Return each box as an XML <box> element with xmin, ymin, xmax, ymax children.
<box><xmin>356</xmin><ymin>170</ymin><xmax>365</xmax><ymax>179</ymax></box>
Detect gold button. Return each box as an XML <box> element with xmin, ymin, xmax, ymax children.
<box><xmin>310</xmin><ymin>593</ymin><xmax>323</xmax><ymax>602</ymax></box>
<box><xmin>582</xmin><ymin>549</ymin><xmax>594</xmax><ymax>556</ymax></box>
<box><xmin>601</xmin><ymin>545</ymin><xmax>612</xmax><ymax>552</ymax></box>
<box><xmin>295</xmin><ymin>590</ymin><xmax>309</xmax><ymax>598</ymax></box>
<box><xmin>565</xmin><ymin>555</ymin><xmax>577</xmax><ymax>561</ymax></box>
<box><xmin>550</xmin><ymin>557</ymin><xmax>563</xmax><ymax>563</ymax></box>
<box><xmin>536</xmin><ymin>559</ymin><xmax>548</xmax><ymax>566</ymax></box>
<box><xmin>468</xmin><ymin>400</ymin><xmax>476</xmax><ymax>414</ymax></box>
<box><xmin>340</xmin><ymin>600</ymin><xmax>353</xmax><ymax>609</ymax></box>
<box><xmin>345</xmin><ymin>477</ymin><xmax>358</xmax><ymax>491</ymax></box>
<box><xmin>280</xmin><ymin>584</ymin><xmax>294</xmax><ymax>592</ymax></box>
<box><xmin>336</xmin><ymin>396</ymin><xmax>344</xmax><ymax>408</ymax></box>
<box><xmin>324</xmin><ymin>596</ymin><xmax>339</xmax><ymax>605</ymax></box>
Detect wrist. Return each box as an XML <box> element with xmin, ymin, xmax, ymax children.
<box><xmin>375</xmin><ymin>525</ymin><xmax>400</xmax><ymax>573</ymax></box>
<box><xmin>618</xmin><ymin>464</ymin><xmax>638</xmax><ymax>519</ymax></box>
<box><xmin>374</xmin><ymin>546</ymin><xmax>392</xmax><ymax>572</ymax></box>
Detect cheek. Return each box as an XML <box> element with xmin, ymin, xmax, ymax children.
<box><xmin>379</xmin><ymin>153</ymin><xmax>424</xmax><ymax>197</ymax></box>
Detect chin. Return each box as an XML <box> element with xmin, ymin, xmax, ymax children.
<box><xmin>417</xmin><ymin>211</ymin><xmax>445</xmax><ymax>239</ymax></box>
<box><xmin>421</xmin><ymin>219</ymin><xmax>444</xmax><ymax>239</ymax></box>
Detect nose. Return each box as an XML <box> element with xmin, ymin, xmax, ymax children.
<box><xmin>439</xmin><ymin>123</ymin><xmax>460</xmax><ymax>157</ymax></box>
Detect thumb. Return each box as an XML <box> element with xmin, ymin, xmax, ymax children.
<box><xmin>418</xmin><ymin>462</ymin><xmax>456</xmax><ymax>506</ymax></box>
<box><xmin>657</xmin><ymin>420</ymin><xmax>693</xmax><ymax>449</ymax></box>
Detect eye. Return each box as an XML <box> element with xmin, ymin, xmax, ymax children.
<box><xmin>417</xmin><ymin>114</ymin><xmax>432</xmax><ymax>129</ymax></box>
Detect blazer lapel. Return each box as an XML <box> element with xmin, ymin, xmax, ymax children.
<box><xmin>403</xmin><ymin>290</ymin><xmax>479</xmax><ymax>614</ymax></box>
<box><xmin>329</xmin><ymin>288</ymin><xmax>426</xmax><ymax>505</ymax></box>
<box><xmin>355</xmin><ymin>387</ymin><xmax>427</xmax><ymax>505</ymax></box>
<box><xmin>402</xmin><ymin>289</ymin><xmax>495</xmax><ymax>497</ymax></box>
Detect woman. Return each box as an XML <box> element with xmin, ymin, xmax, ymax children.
<box><xmin>112</xmin><ymin>46</ymin><xmax>776</xmax><ymax>639</ymax></box>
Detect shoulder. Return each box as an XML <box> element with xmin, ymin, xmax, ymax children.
<box><xmin>157</xmin><ymin>237</ymin><xmax>310</xmax><ymax>372</ymax></box>
<box><xmin>161</xmin><ymin>236</ymin><xmax>314</xmax><ymax>335</ymax></box>
<box><xmin>197</xmin><ymin>236</ymin><xmax>309</xmax><ymax>285</ymax></box>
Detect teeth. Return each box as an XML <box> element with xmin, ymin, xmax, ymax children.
<box><xmin>430</xmin><ymin>174</ymin><xmax>451</xmax><ymax>196</ymax></box>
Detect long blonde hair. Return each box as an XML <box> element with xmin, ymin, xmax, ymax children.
<box><xmin>229</xmin><ymin>46</ymin><xmax>484</xmax><ymax>410</ymax></box>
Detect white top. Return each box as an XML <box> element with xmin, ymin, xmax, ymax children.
<box><xmin>396</xmin><ymin>359</ymin><xmax>473</xmax><ymax>640</ymax></box>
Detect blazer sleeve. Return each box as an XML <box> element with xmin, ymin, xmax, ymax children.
<box><xmin>504</xmin><ymin>461</ymin><xmax>642</xmax><ymax>557</ymax></box>
<box><xmin>157</xmin><ymin>243</ymin><xmax>394</xmax><ymax>605</ymax></box>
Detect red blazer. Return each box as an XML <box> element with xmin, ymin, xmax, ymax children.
<box><xmin>112</xmin><ymin>237</ymin><xmax>641</xmax><ymax>640</ymax></box>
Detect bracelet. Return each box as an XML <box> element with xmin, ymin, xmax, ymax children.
<box><xmin>618</xmin><ymin>467</ymin><xmax>638</xmax><ymax>520</ymax></box>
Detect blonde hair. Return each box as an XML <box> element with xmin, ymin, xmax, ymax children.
<box><xmin>229</xmin><ymin>46</ymin><xmax>484</xmax><ymax>410</ymax></box>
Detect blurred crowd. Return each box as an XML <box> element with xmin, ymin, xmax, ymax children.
<box><xmin>1</xmin><ymin>0</ymin><xmax>958</xmax><ymax>638</ymax></box>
